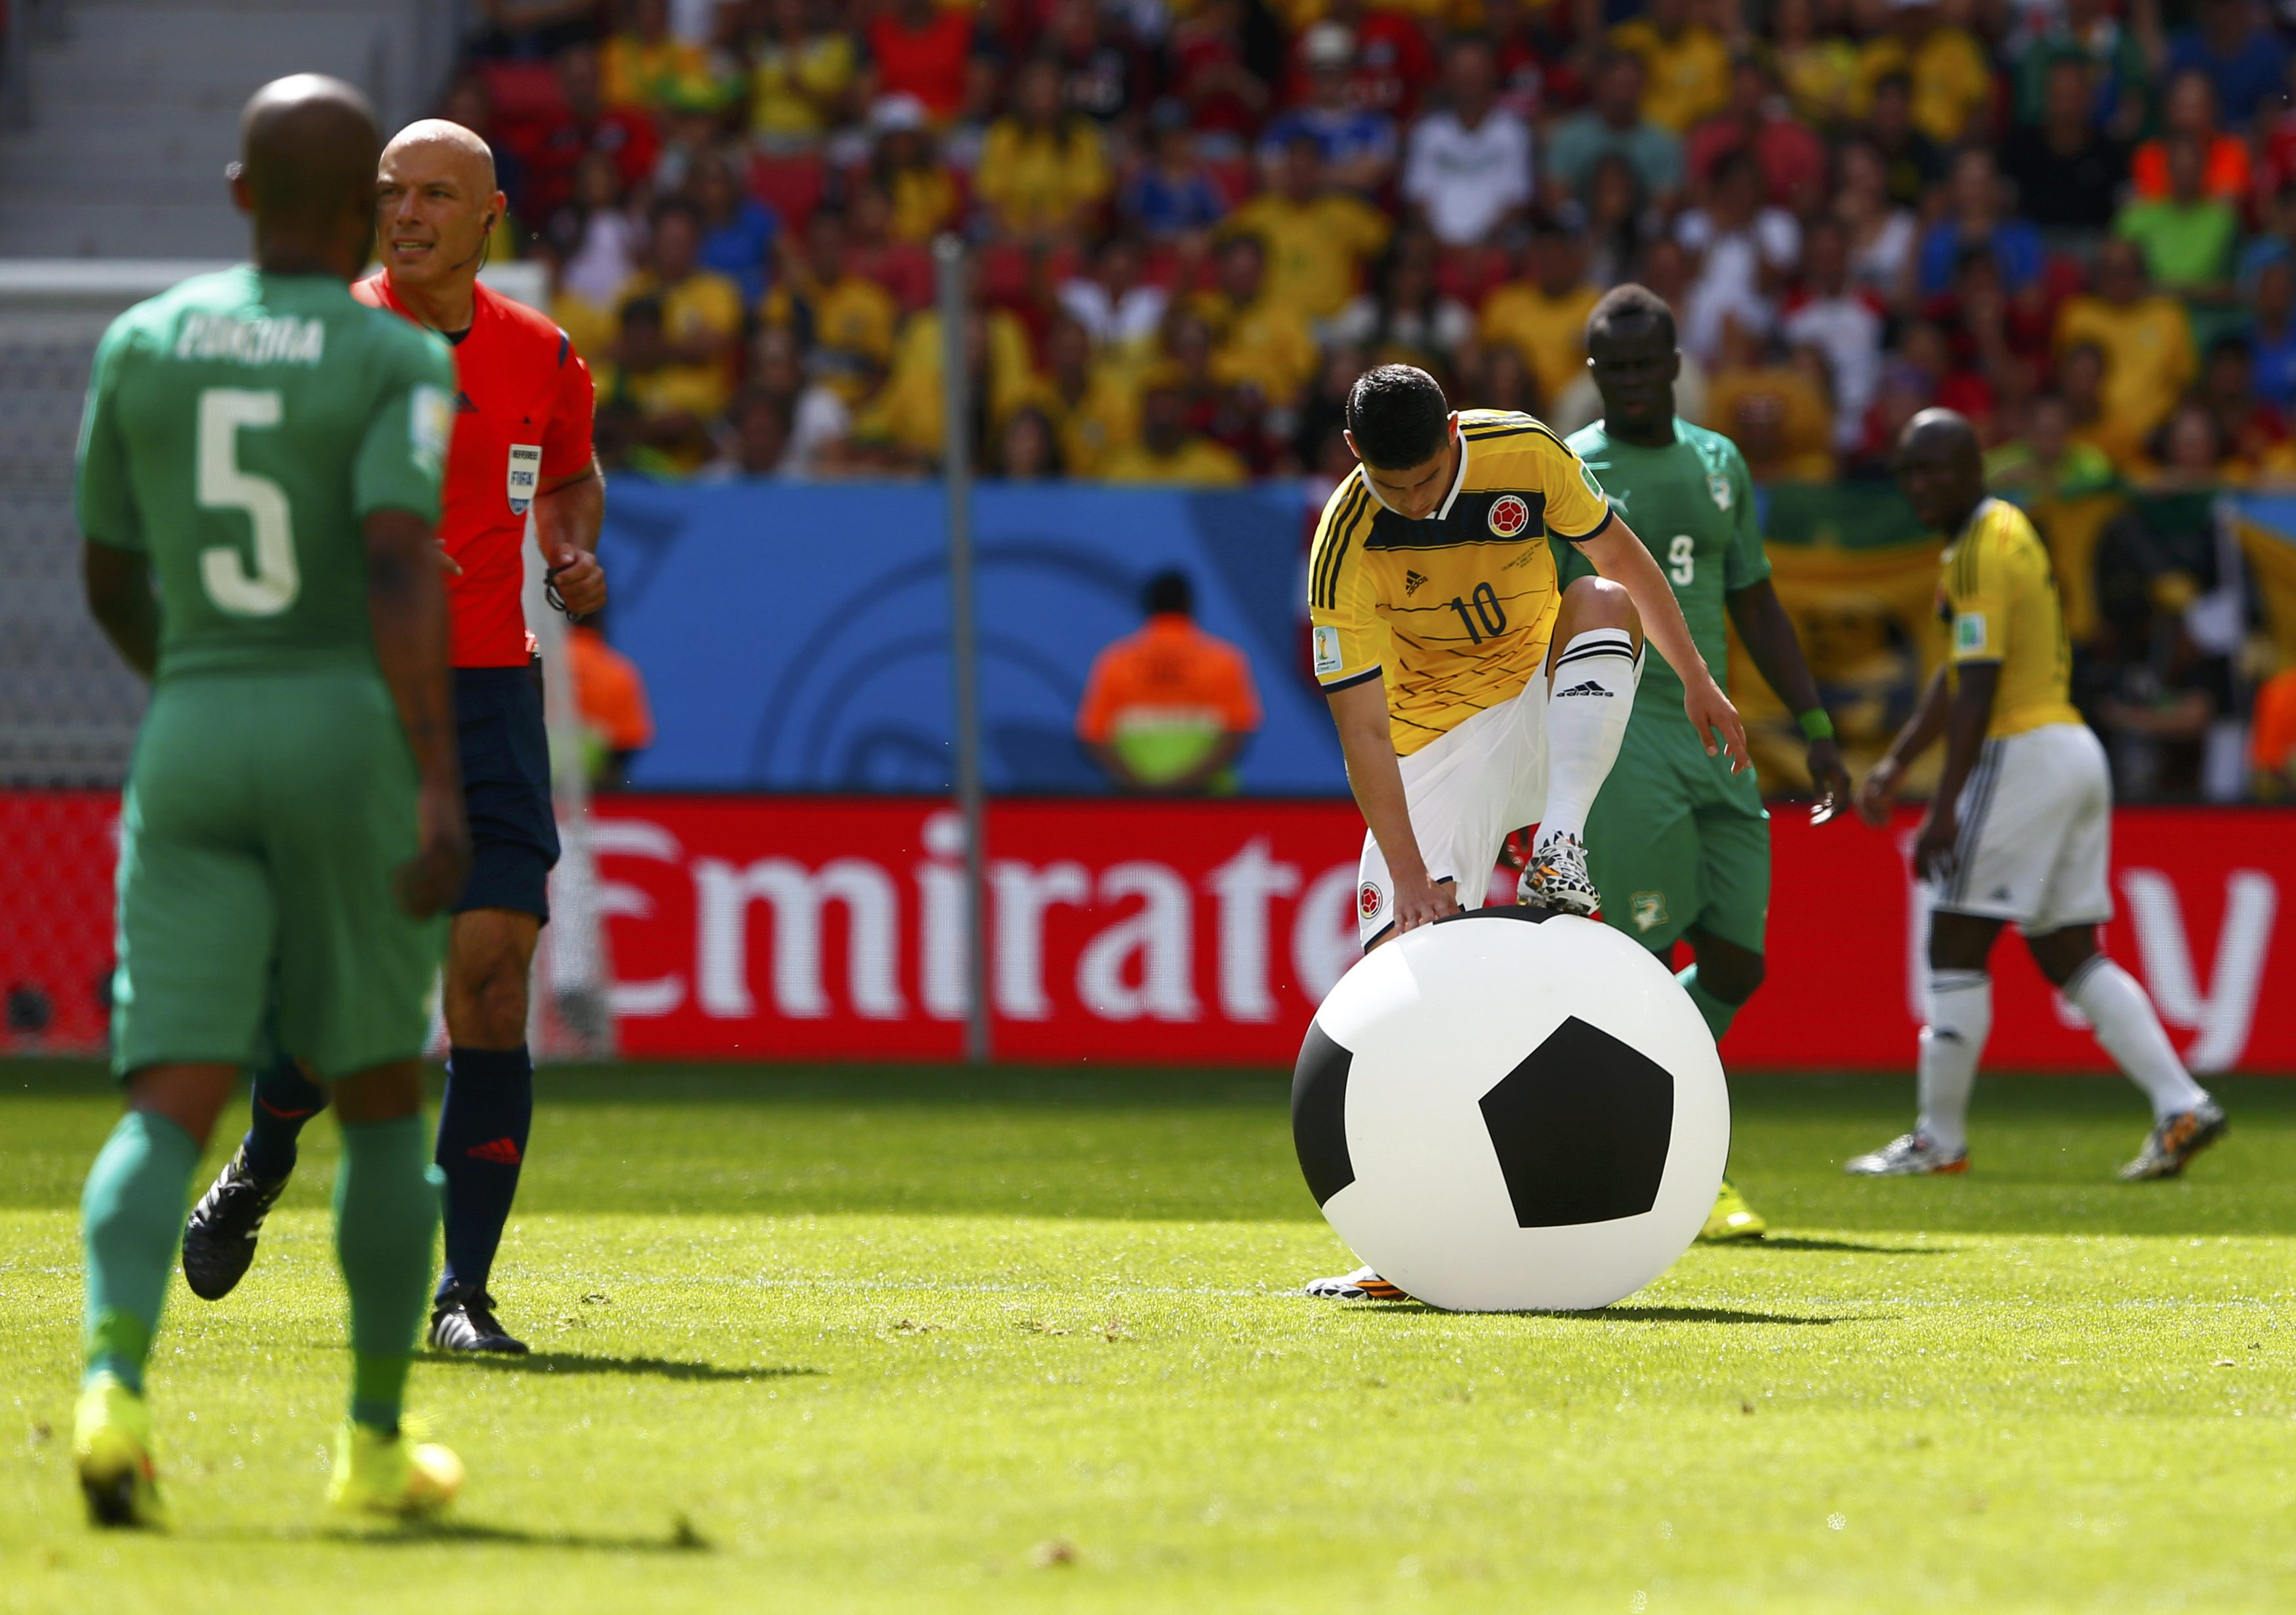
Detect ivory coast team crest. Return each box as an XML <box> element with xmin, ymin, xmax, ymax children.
<box><xmin>1487</xmin><ymin>494</ymin><xmax>1531</xmax><ymax>537</ymax></box>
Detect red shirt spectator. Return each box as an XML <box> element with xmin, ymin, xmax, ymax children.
<box><xmin>1172</xmin><ymin>0</ymin><xmax>1271</xmax><ymax>146</ymax></box>
<box><xmin>867</xmin><ymin>0</ymin><xmax>975</xmax><ymax>123</ymax></box>
<box><xmin>504</xmin><ymin>45</ymin><xmax>659</xmax><ymax>226</ymax></box>
<box><xmin>1685</xmin><ymin>60</ymin><xmax>1828</xmax><ymax>215</ymax></box>
<box><xmin>1294</xmin><ymin>2</ymin><xmax>1437</xmax><ymax>123</ymax></box>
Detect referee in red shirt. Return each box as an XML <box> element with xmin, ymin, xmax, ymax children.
<box><xmin>182</xmin><ymin>119</ymin><xmax>605</xmax><ymax>1355</ymax></box>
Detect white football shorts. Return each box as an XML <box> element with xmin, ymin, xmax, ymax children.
<box><xmin>1355</xmin><ymin>671</ymin><xmax>1549</xmax><ymax>947</ymax></box>
<box><xmin>1933</xmin><ymin>719</ymin><xmax>2114</xmax><ymax>933</ymax></box>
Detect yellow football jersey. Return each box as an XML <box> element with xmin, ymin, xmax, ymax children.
<box><xmin>1308</xmin><ymin>410</ymin><xmax>1614</xmax><ymax>754</ymax></box>
<box><xmin>1941</xmin><ymin>497</ymin><xmax>2083</xmax><ymax>739</ymax></box>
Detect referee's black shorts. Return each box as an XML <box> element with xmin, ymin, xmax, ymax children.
<box><xmin>451</xmin><ymin>661</ymin><xmax>560</xmax><ymax>924</ymax></box>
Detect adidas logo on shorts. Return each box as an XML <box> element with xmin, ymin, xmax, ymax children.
<box><xmin>1554</xmin><ymin>680</ymin><xmax>1612</xmax><ymax>698</ymax></box>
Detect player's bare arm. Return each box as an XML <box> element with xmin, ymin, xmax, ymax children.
<box><xmin>535</xmin><ymin>456</ymin><xmax>607</xmax><ymax>615</ymax></box>
<box><xmin>82</xmin><ymin>544</ymin><xmax>159</xmax><ymax>680</ymax></box>
<box><xmin>1725</xmin><ymin>577</ymin><xmax>1851</xmax><ymax>815</ymax></box>
<box><xmin>1579</xmin><ymin>517</ymin><xmax>1749</xmax><ymax>770</ymax></box>
<box><xmin>1326</xmin><ymin>677</ymin><xmax>1454</xmax><ymax>937</ymax></box>
<box><xmin>365</xmin><ymin>507</ymin><xmax>470</xmax><ymax>916</ymax></box>
<box><xmin>1857</xmin><ymin>664</ymin><xmax>1949</xmax><ymax>826</ymax></box>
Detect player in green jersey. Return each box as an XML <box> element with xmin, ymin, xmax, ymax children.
<box><xmin>71</xmin><ymin>75</ymin><xmax>470</xmax><ymax>1527</ymax></box>
<box><xmin>1555</xmin><ymin>286</ymin><xmax>1852</xmax><ymax>1242</ymax></box>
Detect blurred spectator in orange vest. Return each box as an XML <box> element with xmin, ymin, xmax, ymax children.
<box><xmin>567</xmin><ymin>613</ymin><xmax>656</xmax><ymax>789</ymax></box>
<box><xmin>2251</xmin><ymin>666</ymin><xmax>2296</xmax><ymax>794</ymax></box>
<box><xmin>1076</xmin><ymin>571</ymin><xmax>1262</xmax><ymax>794</ymax></box>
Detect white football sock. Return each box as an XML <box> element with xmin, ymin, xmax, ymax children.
<box><xmin>1542</xmin><ymin>628</ymin><xmax>1639</xmax><ymax>846</ymax></box>
<box><xmin>2062</xmin><ymin>954</ymin><xmax>2210</xmax><ymax>1120</ymax></box>
<box><xmin>1916</xmin><ymin>970</ymin><xmax>1991</xmax><ymax>1156</ymax></box>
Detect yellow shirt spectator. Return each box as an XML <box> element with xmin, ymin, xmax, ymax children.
<box><xmin>1223</xmin><ymin>192</ymin><xmax>1393</xmax><ymax>322</ymax></box>
<box><xmin>1478</xmin><ymin>281</ymin><xmax>1601</xmax><ymax>410</ymax></box>
<box><xmin>552</xmin><ymin>291</ymin><xmax>618</xmax><ymax>377</ymax></box>
<box><xmin>887</xmin><ymin>165</ymin><xmax>960</xmax><ymax>243</ymax></box>
<box><xmin>1706</xmin><ymin>362</ymin><xmax>1836</xmax><ymax>481</ymax></box>
<box><xmin>1099</xmin><ymin>437</ymin><xmax>1249</xmax><ymax>485</ymax></box>
<box><xmin>2055</xmin><ymin>294</ymin><xmax>2197</xmax><ymax>457</ymax></box>
<box><xmin>1018</xmin><ymin>364</ymin><xmax>1143</xmax><ymax>478</ymax></box>
<box><xmin>613</xmin><ymin>267</ymin><xmax>745</xmax><ymax>419</ymax></box>
<box><xmin>749</xmin><ymin>30</ymin><xmax>858</xmax><ymax>141</ymax></box>
<box><xmin>853</xmin><ymin>308</ymin><xmax>1040</xmax><ymax>460</ymax></box>
<box><xmin>762</xmin><ymin>273</ymin><xmax>900</xmax><ymax>400</ymax></box>
<box><xmin>1609</xmin><ymin>16</ymin><xmax>1731</xmax><ymax>134</ymax></box>
<box><xmin>975</xmin><ymin>116</ymin><xmax>1111</xmax><ymax>239</ymax></box>
<box><xmin>1190</xmin><ymin>290</ymin><xmax>1319</xmax><ymax>405</ymax></box>
<box><xmin>1778</xmin><ymin>36</ymin><xmax>1862</xmax><ymax>127</ymax></box>
<box><xmin>602</xmin><ymin>32</ymin><xmax>732</xmax><ymax>114</ymax></box>
<box><xmin>1855</xmin><ymin>27</ymin><xmax>1992</xmax><ymax>145</ymax></box>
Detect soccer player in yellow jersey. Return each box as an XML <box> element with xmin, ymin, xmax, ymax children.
<box><xmin>1302</xmin><ymin>363</ymin><xmax>1748</xmax><ymax>1300</ymax></box>
<box><xmin>1852</xmin><ymin>411</ymin><xmax>2226</xmax><ymax>1181</ymax></box>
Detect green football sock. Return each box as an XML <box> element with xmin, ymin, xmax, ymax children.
<box><xmin>81</xmin><ymin>1110</ymin><xmax>202</xmax><ymax>1393</ymax></box>
<box><xmin>1677</xmin><ymin>964</ymin><xmax>1740</xmax><ymax>1044</ymax></box>
<box><xmin>335</xmin><ymin>1114</ymin><xmax>443</xmax><ymax>1435</ymax></box>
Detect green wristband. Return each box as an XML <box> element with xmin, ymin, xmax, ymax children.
<box><xmin>1798</xmin><ymin>708</ymin><xmax>1835</xmax><ymax>742</ymax></box>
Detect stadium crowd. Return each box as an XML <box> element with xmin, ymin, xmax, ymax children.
<box><xmin>441</xmin><ymin>0</ymin><xmax>2296</xmax><ymax>799</ymax></box>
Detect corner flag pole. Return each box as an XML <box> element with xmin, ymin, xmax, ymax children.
<box><xmin>935</xmin><ymin>234</ymin><xmax>992</xmax><ymax>1066</ymax></box>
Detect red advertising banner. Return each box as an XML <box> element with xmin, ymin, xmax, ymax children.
<box><xmin>4</xmin><ymin>790</ymin><xmax>2291</xmax><ymax>1073</ymax></box>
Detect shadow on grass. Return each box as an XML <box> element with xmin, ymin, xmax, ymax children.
<box><xmin>1545</xmin><ymin>1304</ymin><xmax>1865</xmax><ymax>1326</ymax></box>
<box><xmin>1736</xmin><ymin>1235</ymin><xmax>1959</xmax><ymax>1256</ymax></box>
<box><xmin>435</xmin><ymin>1352</ymin><xmax>821</xmax><ymax>1383</ymax></box>
<box><xmin>1338</xmin><ymin>1303</ymin><xmax>1862</xmax><ymax>1325</ymax></box>
<box><xmin>272</xmin><ymin>1519</ymin><xmax>715</xmax><ymax>1552</ymax></box>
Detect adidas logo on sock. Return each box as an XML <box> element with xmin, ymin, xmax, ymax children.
<box><xmin>1554</xmin><ymin>680</ymin><xmax>1612</xmax><ymax>697</ymax></box>
<box><xmin>466</xmin><ymin>1137</ymin><xmax>522</xmax><ymax>1166</ymax></box>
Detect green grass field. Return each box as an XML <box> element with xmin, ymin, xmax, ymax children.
<box><xmin>4</xmin><ymin>1061</ymin><xmax>2295</xmax><ymax>1614</ymax></box>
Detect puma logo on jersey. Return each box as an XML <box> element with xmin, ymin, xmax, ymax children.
<box><xmin>1554</xmin><ymin>680</ymin><xmax>1612</xmax><ymax>698</ymax></box>
<box><xmin>1404</xmin><ymin>569</ymin><xmax>1428</xmax><ymax>596</ymax></box>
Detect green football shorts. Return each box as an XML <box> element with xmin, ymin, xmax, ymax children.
<box><xmin>1582</xmin><ymin>709</ymin><xmax>1771</xmax><ymax>957</ymax></box>
<box><xmin>111</xmin><ymin>670</ymin><xmax>445</xmax><ymax>1080</ymax></box>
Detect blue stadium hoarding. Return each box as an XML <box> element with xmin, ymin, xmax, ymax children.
<box><xmin>599</xmin><ymin>478</ymin><xmax>1347</xmax><ymax>794</ymax></box>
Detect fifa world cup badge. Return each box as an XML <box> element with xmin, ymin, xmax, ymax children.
<box><xmin>1707</xmin><ymin>474</ymin><xmax>1732</xmax><ymax>510</ymax></box>
<box><xmin>507</xmin><ymin>443</ymin><xmax>542</xmax><ymax>516</ymax></box>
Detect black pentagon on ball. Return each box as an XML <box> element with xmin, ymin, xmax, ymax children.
<box><xmin>1477</xmin><ymin>1015</ymin><xmax>1675</xmax><ymax>1227</ymax></box>
<box><xmin>1291</xmin><ymin>1021</ymin><xmax>1355</xmax><ymax>1208</ymax></box>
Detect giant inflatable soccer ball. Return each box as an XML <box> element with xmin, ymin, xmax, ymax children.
<box><xmin>1293</xmin><ymin>909</ymin><xmax>1729</xmax><ymax>1312</ymax></box>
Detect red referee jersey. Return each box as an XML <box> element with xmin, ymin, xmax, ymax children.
<box><xmin>354</xmin><ymin>272</ymin><xmax>597</xmax><ymax>668</ymax></box>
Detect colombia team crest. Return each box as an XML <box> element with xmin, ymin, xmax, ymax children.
<box><xmin>1487</xmin><ymin>494</ymin><xmax>1531</xmax><ymax>537</ymax></box>
<box><xmin>1359</xmin><ymin>882</ymin><xmax>1384</xmax><ymax>922</ymax></box>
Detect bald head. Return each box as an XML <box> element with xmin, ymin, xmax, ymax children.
<box><xmin>1896</xmin><ymin>407</ymin><xmax>1986</xmax><ymax>532</ymax></box>
<box><xmin>236</xmin><ymin>74</ymin><xmax>379</xmax><ymax>252</ymax></box>
<box><xmin>377</xmin><ymin>117</ymin><xmax>508</xmax><ymax>315</ymax></box>
<box><xmin>382</xmin><ymin>118</ymin><xmax>497</xmax><ymax>197</ymax></box>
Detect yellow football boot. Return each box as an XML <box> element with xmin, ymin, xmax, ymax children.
<box><xmin>1698</xmin><ymin>1177</ymin><xmax>1768</xmax><ymax>1242</ymax></box>
<box><xmin>75</xmin><ymin>1372</ymin><xmax>171</xmax><ymax>1530</ymax></box>
<box><xmin>326</xmin><ymin>1421</ymin><xmax>463</xmax><ymax>1519</ymax></box>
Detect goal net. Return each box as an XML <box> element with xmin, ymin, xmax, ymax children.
<box><xmin>0</xmin><ymin>259</ymin><xmax>615</xmax><ymax>1061</ymax></box>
